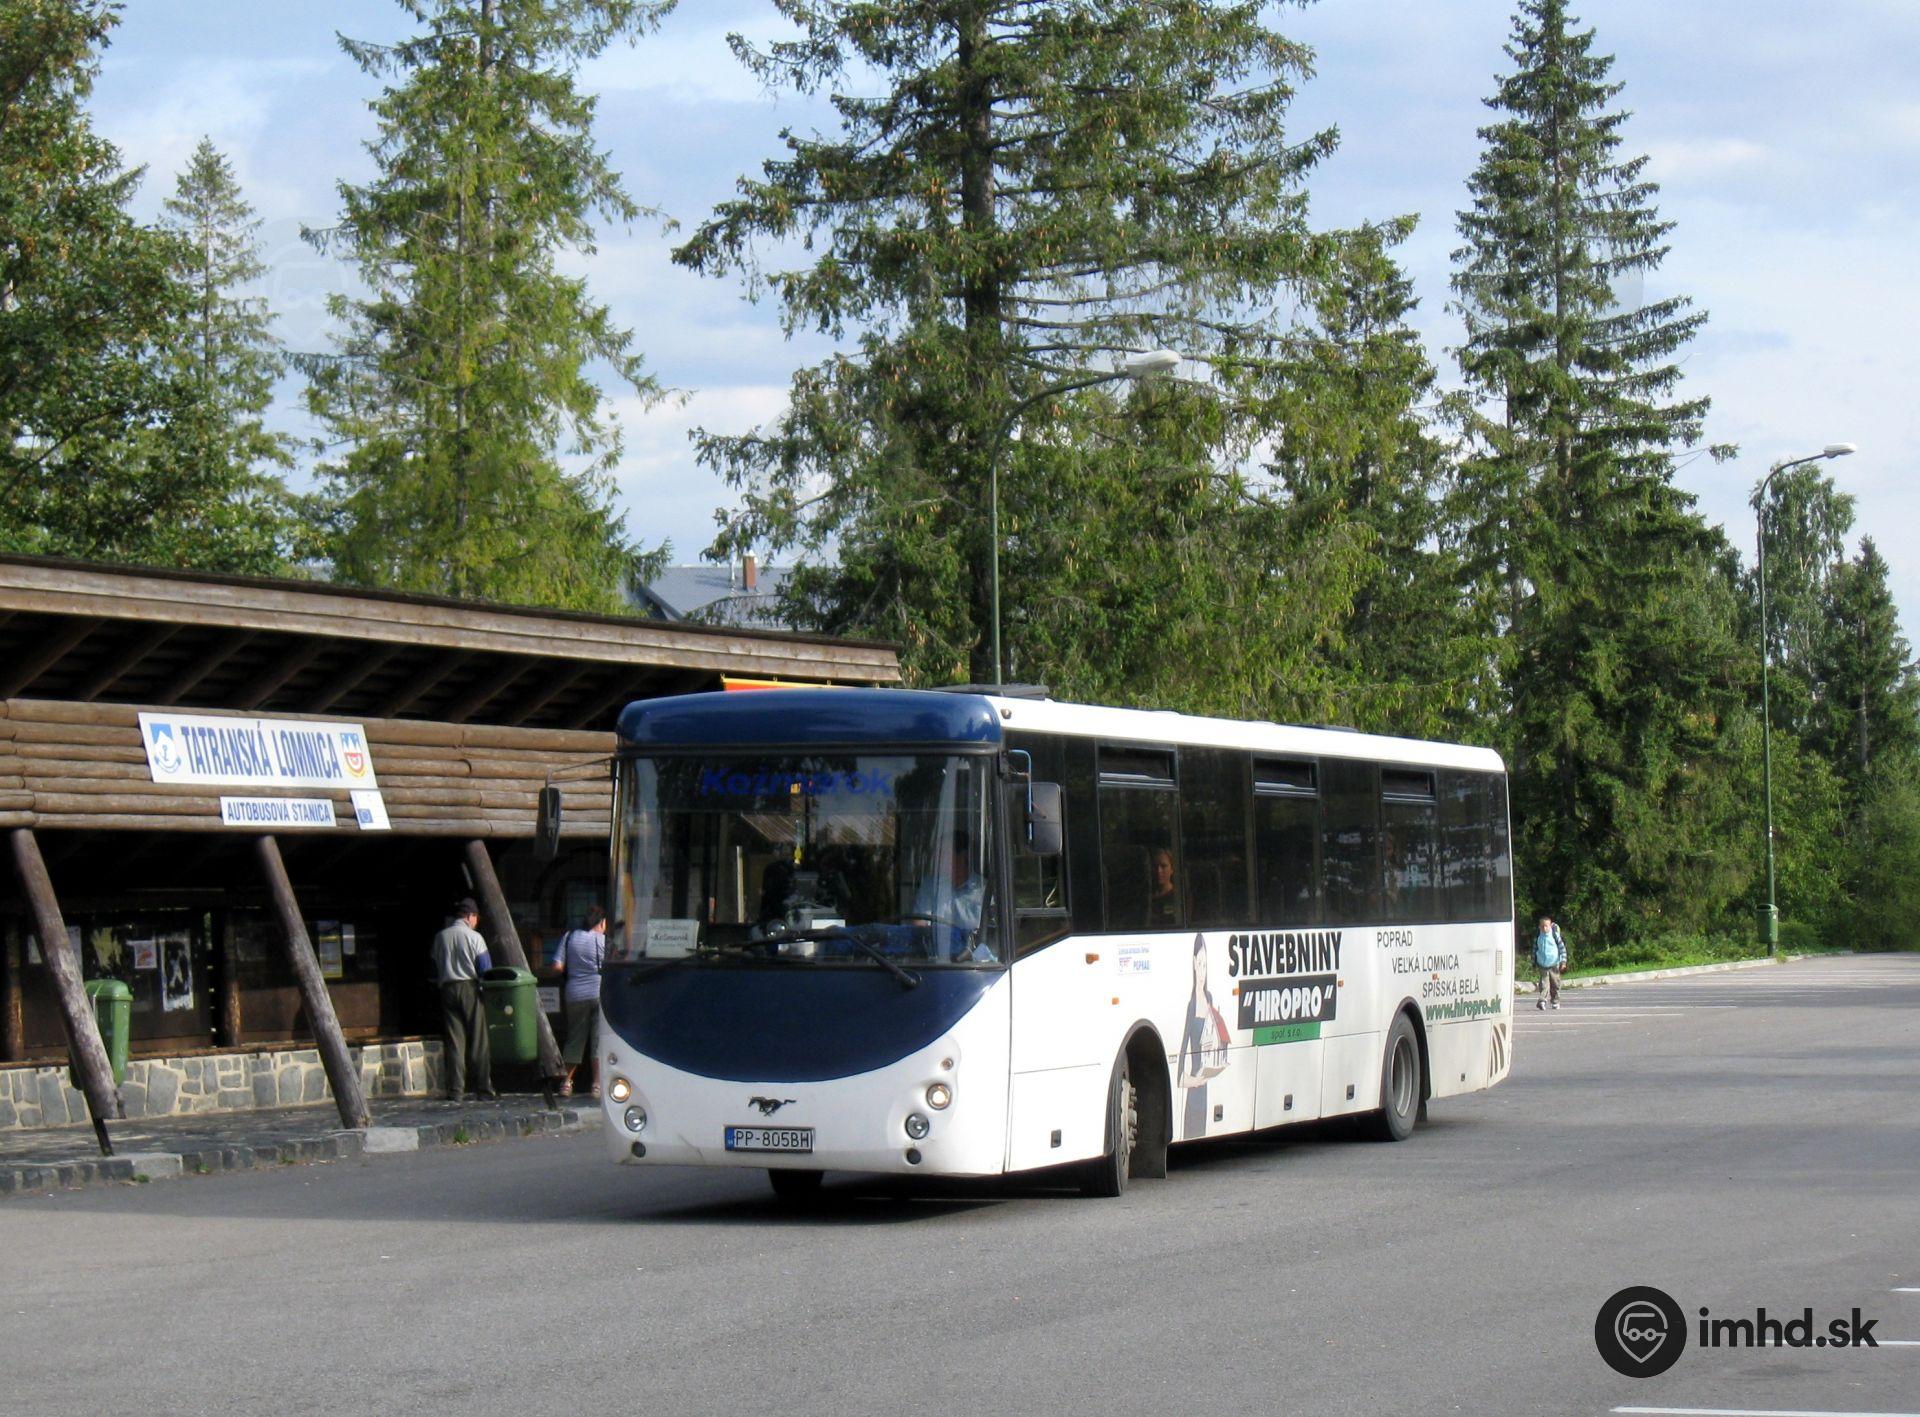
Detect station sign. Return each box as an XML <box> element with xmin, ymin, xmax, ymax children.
<box><xmin>138</xmin><ymin>712</ymin><xmax>380</xmax><ymax>791</ymax></box>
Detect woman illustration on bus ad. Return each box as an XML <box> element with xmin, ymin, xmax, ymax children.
<box><xmin>1178</xmin><ymin>932</ymin><xmax>1231</xmax><ymax>1138</ymax></box>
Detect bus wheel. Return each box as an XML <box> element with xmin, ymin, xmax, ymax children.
<box><xmin>1369</xmin><ymin>1012</ymin><xmax>1423</xmax><ymax>1142</ymax></box>
<box><xmin>1079</xmin><ymin>1053</ymin><xmax>1138</xmax><ymax>1198</ymax></box>
<box><xmin>767</xmin><ymin>1168</ymin><xmax>824</xmax><ymax>1201</ymax></box>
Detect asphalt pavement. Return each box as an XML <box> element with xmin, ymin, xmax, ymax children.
<box><xmin>2</xmin><ymin>954</ymin><xmax>1916</xmax><ymax>1417</ymax></box>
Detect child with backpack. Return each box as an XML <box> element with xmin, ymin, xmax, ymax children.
<box><xmin>1534</xmin><ymin>916</ymin><xmax>1569</xmax><ymax>1010</ymax></box>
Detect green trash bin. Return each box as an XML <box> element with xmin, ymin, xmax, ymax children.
<box><xmin>481</xmin><ymin>965</ymin><xmax>541</xmax><ymax>1066</ymax></box>
<box><xmin>71</xmin><ymin>978</ymin><xmax>133</xmax><ymax>1087</ymax></box>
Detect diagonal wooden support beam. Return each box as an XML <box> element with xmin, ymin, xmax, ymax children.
<box><xmin>306</xmin><ymin>643</ymin><xmax>401</xmax><ymax>714</ymax></box>
<box><xmin>77</xmin><ymin>624</ymin><xmax>181</xmax><ymax>702</ymax></box>
<box><xmin>0</xmin><ymin>617</ymin><xmax>100</xmax><ymax>698</ymax></box>
<box><xmin>254</xmin><ymin>835</ymin><xmax>371</xmax><ymax>1130</ymax></box>
<box><xmin>463</xmin><ymin>838</ymin><xmax>563</xmax><ymax>1088</ymax></box>
<box><xmin>9</xmin><ymin>828</ymin><xmax>119</xmax><ymax>1154</ymax></box>
<box><xmin>157</xmin><ymin>630</ymin><xmax>256</xmax><ymax>705</ymax></box>
<box><xmin>564</xmin><ymin>669</ymin><xmax>693</xmax><ymax>730</ymax></box>
<box><xmin>381</xmin><ymin>650</ymin><xmax>472</xmax><ymax>718</ymax></box>
<box><xmin>442</xmin><ymin>656</ymin><xmax>532</xmax><ymax>725</ymax></box>
<box><xmin>234</xmin><ymin>637</ymin><xmax>329</xmax><ymax>712</ymax></box>
<box><xmin>505</xmin><ymin>660</ymin><xmax>594</xmax><ymax>727</ymax></box>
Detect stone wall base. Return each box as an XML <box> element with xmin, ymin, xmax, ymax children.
<box><xmin>0</xmin><ymin>1041</ymin><xmax>446</xmax><ymax>1130</ymax></box>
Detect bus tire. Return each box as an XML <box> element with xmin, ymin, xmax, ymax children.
<box><xmin>767</xmin><ymin>1168</ymin><xmax>824</xmax><ymax>1201</ymax></box>
<box><xmin>1079</xmin><ymin>1052</ymin><xmax>1138</xmax><ymax>1198</ymax></box>
<box><xmin>1369</xmin><ymin>1012</ymin><xmax>1423</xmax><ymax>1142</ymax></box>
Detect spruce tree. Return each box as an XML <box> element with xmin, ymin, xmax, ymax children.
<box><xmin>1267</xmin><ymin>221</ymin><xmax>1478</xmax><ymax>737</ymax></box>
<box><xmin>305</xmin><ymin>0</ymin><xmax>673</xmax><ymax>611</ymax></box>
<box><xmin>1450</xmin><ymin>0</ymin><xmax>1743</xmax><ymax>941</ymax></box>
<box><xmin>156</xmin><ymin>137</ymin><xmax>304</xmax><ymax>573</ymax></box>
<box><xmin>675</xmin><ymin>0</ymin><xmax>1357</xmax><ymax>688</ymax></box>
<box><xmin>1812</xmin><ymin>538</ymin><xmax>1920</xmax><ymax>810</ymax></box>
<box><xmin>0</xmin><ymin>1</ymin><xmax>242</xmax><ymax>568</ymax></box>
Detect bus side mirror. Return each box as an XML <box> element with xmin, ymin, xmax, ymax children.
<box><xmin>536</xmin><ymin>785</ymin><xmax>563</xmax><ymax>860</ymax></box>
<box><xmin>1026</xmin><ymin>781</ymin><xmax>1064</xmax><ymax>857</ymax></box>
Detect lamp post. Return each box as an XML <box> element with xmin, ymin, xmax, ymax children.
<box><xmin>987</xmin><ymin>349</ymin><xmax>1185</xmax><ymax>687</ymax></box>
<box><xmin>1756</xmin><ymin>441</ymin><xmax>1855</xmax><ymax>954</ymax></box>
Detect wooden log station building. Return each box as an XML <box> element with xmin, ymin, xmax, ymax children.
<box><xmin>0</xmin><ymin>554</ymin><xmax>899</xmax><ymax>1151</ymax></box>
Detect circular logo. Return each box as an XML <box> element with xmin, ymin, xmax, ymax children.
<box><xmin>1595</xmin><ymin>1286</ymin><xmax>1687</xmax><ymax>1378</ymax></box>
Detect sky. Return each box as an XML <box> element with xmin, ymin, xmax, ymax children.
<box><xmin>85</xmin><ymin>0</ymin><xmax>1920</xmax><ymax>627</ymax></box>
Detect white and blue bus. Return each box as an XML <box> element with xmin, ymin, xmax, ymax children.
<box><xmin>595</xmin><ymin>688</ymin><xmax>1513</xmax><ymax>1197</ymax></box>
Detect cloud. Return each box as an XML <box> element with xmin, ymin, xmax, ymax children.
<box><xmin>1646</xmin><ymin>137</ymin><xmax>1768</xmax><ymax>182</ymax></box>
<box><xmin>94</xmin><ymin>56</ymin><xmax>339</xmax><ymax>222</ymax></box>
<box><xmin>608</xmin><ymin>385</ymin><xmax>792</xmax><ymax>557</ymax></box>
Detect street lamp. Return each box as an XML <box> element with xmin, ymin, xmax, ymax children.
<box><xmin>987</xmin><ymin>350</ymin><xmax>1187</xmax><ymax>686</ymax></box>
<box><xmin>1755</xmin><ymin>441</ymin><xmax>1856</xmax><ymax>954</ymax></box>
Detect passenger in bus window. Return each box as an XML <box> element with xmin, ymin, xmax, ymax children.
<box><xmin>1147</xmin><ymin>846</ymin><xmax>1179</xmax><ymax>929</ymax></box>
<box><xmin>913</xmin><ymin>832</ymin><xmax>985</xmax><ymax>957</ymax></box>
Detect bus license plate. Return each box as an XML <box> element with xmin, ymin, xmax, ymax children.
<box><xmin>725</xmin><ymin>1126</ymin><xmax>814</xmax><ymax>1153</ymax></box>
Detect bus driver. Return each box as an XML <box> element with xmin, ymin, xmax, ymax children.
<box><xmin>913</xmin><ymin>833</ymin><xmax>988</xmax><ymax>959</ymax></box>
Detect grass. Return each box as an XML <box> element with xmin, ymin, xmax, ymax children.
<box><xmin>1510</xmin><ymin>931</ymin><xmax>1858</xmax><ymax>985</ymax></box>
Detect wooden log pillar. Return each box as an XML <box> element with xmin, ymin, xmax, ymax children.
<box><xmin>253</xmin><ymin>835</ymin><xmax>370</xmax><ymax>1130</ymax></box>
<box><xmin>462</xmin><ymin>838</ymin><xmax>563</xmax><ymax>1080</ymax></box>
<box><xmin>8</xmin><ymin>828</ymin><xmax>117</xmax><ymax>1155</ymax></box>
<box><xmin>2</xmin><ymin>922</ymin><xmax>23</xmax><ymax>1063</ymax></box>
<box><xmin>214</xmin><ymin>913</ymin><xmax>244</xmax><ymax>1048</ymax></box>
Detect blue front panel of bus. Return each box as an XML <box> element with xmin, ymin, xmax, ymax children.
<box><xmin>602</xmin><ymin>966</ymin><xmax>998</xmax><ymax>1082</ymax></box>
<box><xmin>616</xmin><ymin>689</ymin><xmax>1003</xmax><ymax>750</ymax></box>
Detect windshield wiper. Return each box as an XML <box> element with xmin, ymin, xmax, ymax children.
<box><xmin>761</xmin><ymin>926</ymin><xmax>921</xmax><ymax>989</ymax></box>
<box><xmin>845</xmin><ymin>933</ymin><xmax>921</xmax><ymax>989</ymax></box>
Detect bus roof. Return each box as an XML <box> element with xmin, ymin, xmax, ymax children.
<box><xmin>985</xmin><ymin>694</ymin><xmax>1505</xmax><ymax>774</ymax></box>
<box><xmin>617</xmin><ymin>688</ymin><xmax>1505</xmax><ymax>774</ymax></box>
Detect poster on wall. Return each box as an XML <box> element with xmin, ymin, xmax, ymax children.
<box><xmin>160</xmin><ymin>933</ymin><xmax>195</xmax><ymax>1012</ymax></box>
<box><xmin>130</xmin><ymin>940</ymin><xmax>159</xmax><ymax>972</ymax></box>
<box><xmin>313</xmin><ymin>922</ymin><xmax>345</xmax><ymax>981</ymax></box>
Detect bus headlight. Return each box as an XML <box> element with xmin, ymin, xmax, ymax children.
<box><xmin>623</xmin><ymin>1106</ymin><xmax>648</xmax><ymax>1134</ymax></box>
<box><xmin>925</xmin><ymin>1083</ymin><xmax>952</xmax><ymax>1110</ymax></box>
<box><xmin>904</xmin><ymin>1112</ymin><xmax>931</xmax><ymax>1141</ymax></box>
<box><xmin>608</xmin><ymin>1076</ymin><xmax>632</xmax><ymax>1104</ymax></box>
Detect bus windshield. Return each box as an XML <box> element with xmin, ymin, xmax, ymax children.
<box><xmin>611</xmin><ymin>751</ymin><xmax>1001</xmax><ymax>968</ymax></box>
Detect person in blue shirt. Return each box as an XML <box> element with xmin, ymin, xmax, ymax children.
<box><xmin>552</xmin><ymin>904</ymin><xmax>608</xmax><ymax>1098</ymax></box>
<box><xmin>1533</xmin><ymin>916</ymin><xmax>1569</xmax><ymax>1010</ymax></box>
<box><xmin>913</xmin><ymin>834</ymin><xmax>989</xmax><ymax>960</ymax></box>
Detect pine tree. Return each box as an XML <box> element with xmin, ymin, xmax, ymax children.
<box><xmin>1449</xmin><ymin>0</ymin><xmax>1743</xmax><ymax>942</ymax></box>
<box><xmin>305</xmin><ymin>0</ymin><xmax>673</xmax><ymax>611</ymax></box>
<box><xmin>156</xmin><ymin>137</ymin><xmax>304</xmax><ymax>573</ymax></box>
<box><xmin>675</xmin><ymin>0</ymin><xmax>1357</xmax><ymax>688</ymax></box>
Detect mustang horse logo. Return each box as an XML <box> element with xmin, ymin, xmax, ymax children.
<box><xmin>747</xmin><ymin>1096</ymin><xmax>795</xmax><ymax>1116</ymax></box>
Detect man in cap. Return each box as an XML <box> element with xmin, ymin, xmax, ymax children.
<box><xmin>431</xmin><ymin>897</ymin><xmax>495</xmax><ymax>1101</ymax></box>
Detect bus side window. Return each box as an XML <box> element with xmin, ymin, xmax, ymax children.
<box><xmin>1321</xmin><ymin>758</ymin><xmax>1380</xmax><ymax>926</ymax></box>
<box><xmin>1438</xmin><ymin>770</ymin><xmax>1491</xmax><ymax>923</ymax></box>
<box><xmin>1097</xmin><ymin>746</ymin><xmax>1180</xmax><ymax>932</ymax></box>
<box><xmin>1180</xmin><ymin>747</ymin><xmax>1250</xmax><ymax>928</ymax></box>
<box><xmin>1380</xmin><ymin>768</ymin><xmax>1438</xmax><ymax>923</ymax></box>
<box><xmin>1007</xmin><ymin>732</ymin><xmax>1071</xmax><ymax>955</ymax></box>
<box><xmin>1488</xmin><ymin>775</ymin><xmax>1514</xmax><ymax>917</ymax></box>
<box><xmin>1253</xmin><ymin>758</ymin><xmax>1320</xmax><ymax>927</ymax></box>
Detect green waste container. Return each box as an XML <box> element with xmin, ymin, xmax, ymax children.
<box><xmin>481</xmin><ymin>965</ymin><xmax>541</xmax><ymax>1066</ymax></box>
<box><xmin>72</xmin><ymin>978</ymin><xmax>133</xmax><ymax>1087</ymax></box>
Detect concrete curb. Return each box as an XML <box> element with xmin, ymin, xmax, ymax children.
<box><xmin>1</xmin><ymin>1105</ymin><xmax>602</xmax><ymax>1198</ymax></box>
<box><xmin>1518</xmin><ymin>953</ymin><xmax>1815</xmax><ymax>993</ymax></box>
